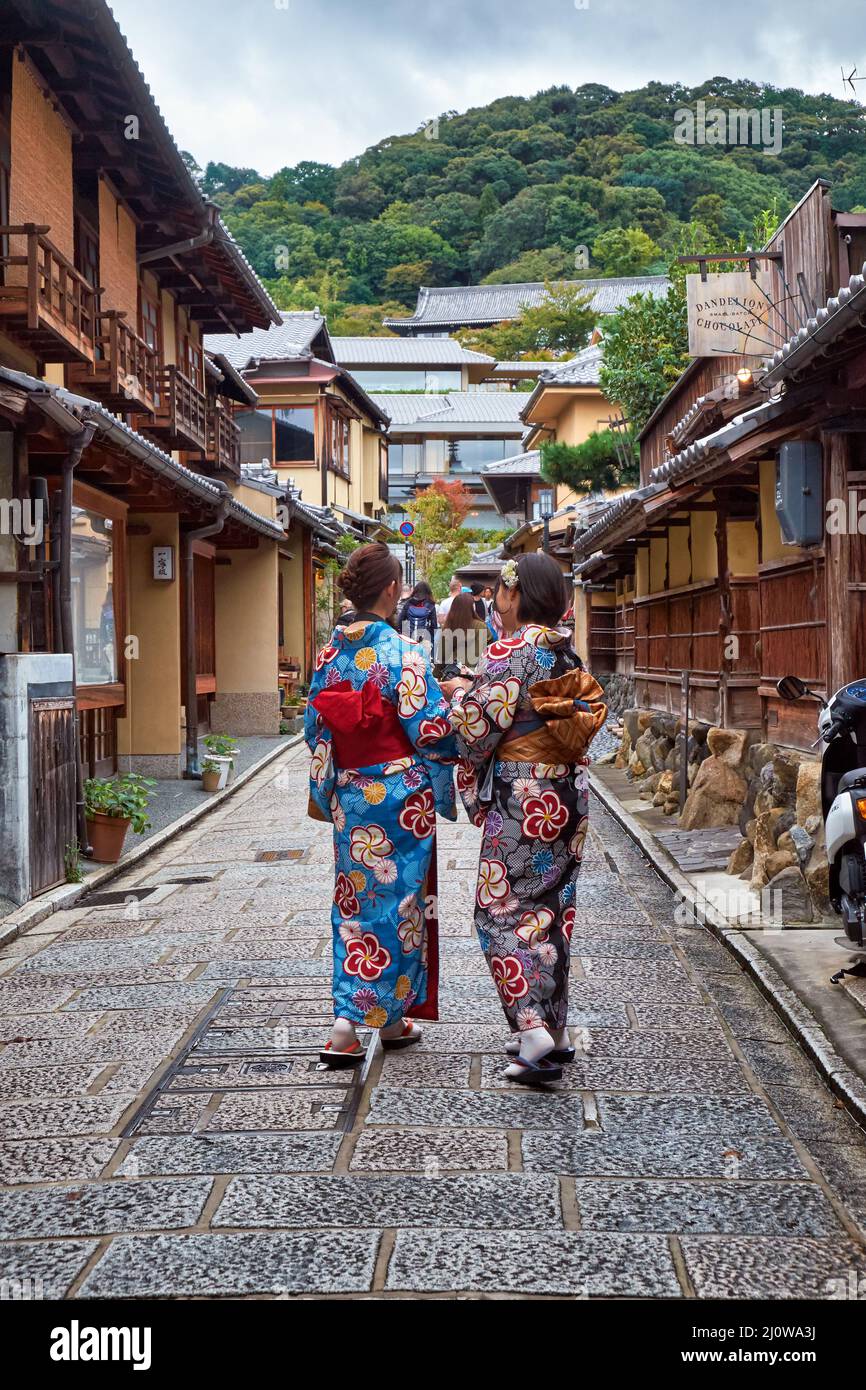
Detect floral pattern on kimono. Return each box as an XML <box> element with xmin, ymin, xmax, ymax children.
<box><xmin>305</xmin><ymin>619</ymin><xmax>458</xmax><ymax>1028</ymax></box>
<box><xmin>450</xmin><ymin>624</ymin><xmax>591</xmax><ymax>1033</ymax></box>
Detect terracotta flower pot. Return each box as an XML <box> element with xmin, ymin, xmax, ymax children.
<box><xmin>86</xmin><ymin>812</ymin><xmax>130</xmax><ymax>863</ymax></box>
<box><xmin>202</xmin><ymin>768</ymin><xmax>222</xmax><ymax>793</ymax></box>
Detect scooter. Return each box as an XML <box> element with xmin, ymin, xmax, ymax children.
<box><xmin>777</xmin><ymin>675</ymin><xmax>866</xmax><ymax>979</ymax></box>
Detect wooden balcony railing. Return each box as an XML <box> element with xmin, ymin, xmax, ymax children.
<box><xmin>67</xmin><ymin>311</ymin><xmax>159</xmax><ymax>413</ymax></box>
<box><xmin>143</xmin><ymin>364</ymin><xmax>208</xmax><ymax>451</ymax></box>
<box><xmin>206</xmin><ymin>405</ymin><xmax>241</xmax><ymax>480</ymax></box>
<box><xmin>0</xmin><ymin>223</ymin><xmax>97</xmax><ymax>363</ymax></box>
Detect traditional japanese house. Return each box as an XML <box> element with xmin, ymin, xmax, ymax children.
<box><xmin>572</xmin><ymin>179</ymin><xmax>866</xmax><ymax>751</ymax></box>
<box><xmin>0</xmin><ymin>0</ymin><xmax>313</xmax><ymax>904</ymax></box>
<box><xmin>382</xmin><ymin>277</ymin><xmax>671</xmax><ymax>337</ymax></box>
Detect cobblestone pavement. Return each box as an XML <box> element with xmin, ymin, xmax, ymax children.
<box><xmin>1</xmin><ymin>742</ymin><xmax>866</xmax><ymax>1300</ymax></box>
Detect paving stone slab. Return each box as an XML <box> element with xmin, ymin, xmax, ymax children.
<box><xmin>134</xmin><ymin>1094</ymin><xmax>213</xmax><ymax>1136</ymax></box>
<box><xmin>20</xmin><ymin>940</ymin><xmax>171</xmax><ymax>972</ymax></box>
<box><xmin>0</xmin><ymin>1139</ymin><xmax>119</xmax><ymax>1185</ymax></box>
<box><xmin>738</xmin><ymin>1039</ymin><xmax>822</xmax><ymax>1087</ymax></box>
<box><xmin>215</xmin><ymin>1173</ymin><xmax>561</xmax><ymax>1230</ymax></box>
<box><xmin>62</xmin><ymin>984</ymin><xmax>222</xmax><ymax>1012</ymax></box>
<box><xmin>629</xmin><ymin>1003</ymin><xmax>731</xmax><ymax>1034</ymax></box>
<box><xmin>0</xmin><ymin>1031</ymin><xmax>184</xmax><ymax>1069</ymax></box>
<box><xmin>0</xmin><ymin>1094</ymin><xmax>138</xmax><ymax>1139</ymax></box>
<box><xmin>0</xmin><ymin>1063</ymin><xmax>108</xmax><ymax>1101</ymax></box>
<box><xmin>367</xmin><ymin>1086</ymin><xmax>583</xmax><ymax>1129</ymax></box>
<box><xmin>0</xmin><ymin>1177</ymin><xmax>213</xmax><ymax>1239</ymax></box>
<box><xmin>77</xmin><ymin>1230</ymin><xmax>380</xmax><ymax>1298</ymax></box>
<box><xmin>198</xmin><ymin>961</ymin><xmax>331</xmax><ymax>981</ymax></box>
<box><xmin>479</xmin><ymin>1056</ymin><xmax>749</xmax><ymax>1094</ymax></box>
<box><xmin>170</xmin><ymin>1054</ymin><xmax>352</xmax><ymax>1090</ymax></box>
<box><xmin>522</xmin><ymin>1132</ymin><xmax>808</xmax><ymax>1180</ymax></box>
<box><xmin>709</xmin><ymin>1001</ymin><xmax>794</xmax><ymax>1044</ymax></box>
<box><xmin>681</xmin><ymin>1236</ymin><xmax>866</xmax><ymax>1299</ymax></box>
<box><xmin>568</xmin><ymin>1028</ymin><xmax>733</xmax><ymax>1060</ymax></box>
<box><xmin>378</xmin><ymin>1054</ymin><xmax>472</xmax><ymax>1088</ymax></box>
<box><xmin>95</xmin><ymin>1009</ymin><xmax>202</xmax><ymax>1037</ymax></box>
<box><xmin>169</xmin><ymin>941</ymin><xmax>323</xmax><ymax>964</ymax></box>
<box><xmin>349</xmin><ymin>1129</ymin><xmax>509</xmax><ymax>1173</ymax></box>
<box><xmin>596</xmin><ymin>1094</ymin><xmax>782</xmax><ymax>1139</ymax></box>
<box><xmin>118</xmin><ymin>1133</ymin><xmax>343</xmax><ymax>1177</ymax></box>
<box><xmin>573</xmin><ymin>1179</ymin><xmax>841</xmax><ymax>1237</ymax></box>
<box><xmin>765</xmin><ymin>1084</ymin><xmax>866</xmax><ymax>1145</ymax></box>
<box><xmin>204</xmin><ymin>1089</ymin><xmax>353</xmax><ymax>1133</ymax></box>
<box><xmin>573</xmin><ymin>939</ymin><xmax>677</xmax><ymax>961</ymax></box>
<box><xmin>0</xmin><ymin>1012</ymin><xmax>104</xmax><ymax>1042</ymax></box>
<box><xmin>0</xmin><ymin>982</ymin><xmax>79</xmax><ymax>1013</ymax></box>
<box><xmin>671</xmin><ymin>930</ymin><xmax>741</xmax><ymax>974</ymax></box>
<box><xmin>23</xmin><ymin>966</ymin><xmax>199</xmax><ymax>989</ymax></box>
<box><xmin>810</xmin><ymin>1142</ymin><xmax>866</xmax><ymax>1190</ymax></box>
<box><xmin>0</xmin><ymin>1240</ymin><xmax>99</xmax><ymax>1299</ymax></box>
<box><xmin>386</xmin><ymin>1229</ymin><xmax>681</xmax><ymax>1297</ymax></box>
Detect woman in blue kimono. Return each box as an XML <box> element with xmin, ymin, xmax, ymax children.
<box><xmin>305</xmin><ymin>543</ymin><xmax>459</xmax><ymax>1067</ymax></box>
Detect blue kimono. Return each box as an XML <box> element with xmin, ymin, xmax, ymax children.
<box><xmin>305</xmin><ymin>618</ymin><xmax>458</xmax><ymax>1027</ymax></box>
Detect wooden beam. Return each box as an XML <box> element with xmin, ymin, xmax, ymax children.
<box><xmin>825</xmin><ymin>431</ymin><xmax>852</xmax><ymax>692</ymax></box>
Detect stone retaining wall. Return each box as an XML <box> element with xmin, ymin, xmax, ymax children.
<box><xmin>614</xmin><ymin>708</ymin><xmax>827</xmax><ymax>923</ymax></box>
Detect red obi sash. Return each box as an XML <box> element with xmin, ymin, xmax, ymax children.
<box><xmin>312</xmin><ymin>679</ymin><xmax>414</xmax><ymax>770</ymax></box>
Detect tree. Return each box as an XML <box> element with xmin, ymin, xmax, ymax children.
<box><xmin>459</xmin><ymin>282</ymin><xmax>596</xmax><ymax>358</ymax></box>
<box><xmin>599</xmin><ymin>279</ymin><xmax>690</xmax><ymax>434</ymax></box>
<box><xmin>592</xmin><ymin>226</ymin><xmax>662</xmax><ymax>276</ymax></box>
<box><xmin>404</xmin><ymin>480</ymin><xmax>473</xmax><ymax>597</ymax></box>
<box><xmin>540</xmin><ymin>430</ymin><xmax>638</xmax><ymax>495</ymax></box>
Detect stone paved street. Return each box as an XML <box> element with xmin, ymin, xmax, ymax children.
<box><xmin>1</xmin><ymin>741</ymin><xmax>866</xmax><ymax>1299</ymax></box>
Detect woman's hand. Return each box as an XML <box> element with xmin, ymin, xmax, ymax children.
<box><xmin>440</xmin><ymin>677</ymin><xmax>472</xmax><ymax>699</ymax></box>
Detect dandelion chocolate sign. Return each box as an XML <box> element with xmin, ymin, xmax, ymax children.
<box><xmin>686</xmin><ymin>271</ymin><xmax>773</xmax><ymax>357</ymax></box>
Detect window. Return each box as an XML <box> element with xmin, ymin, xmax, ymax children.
<box><xmin>532</xmin><ymin>490</ymin><xmax>555</xmax><ymax>521</ymax></box>
<box><xmin>74</xmin><ymin>216</ymin><xmax>100</xmax><ymax>290</ymax></box>
<box><xmin>326</xmin><ymin>411</ymin><xmax>350</xmax><ymax>477</ymax></box>
<box><xmin>181</xmin><ymin>333</ymin><xmax>203</xmax><ymax>391</ymax></box>
<box><xmin>350</xmin><ymin>369</ymin><xmax>461</xmax><ymax>392</ymax></box>
<box><xmin>276</xmin><ymin>407</ymin><xmax>316</xmax><ymax>463</ymax></box>
<box><xmin>237</xmin><ymin>410</ymin><xmax>275</xmax><ymax>468</ymax></box>
<box><xmin>448</xmin><ymin>438</ymin><xmax>517</xmax><ymax>472</ymax></box>
<box><xmin>425</xmin><ymin>439</ymin><xmax>448</xmax><ymax>474</ymax></box>
<box><xmin>388</xmin><ymin>443</ymin><xmax>423</xmax><ymax>476</ymax></box>
<box><xmin>139</xmin><ymin>292</ymin><xmax>161</xmax><ymax>354</ymax></box>
<box><xmin>70</xmin><ymin>508</ymin><xmax>117</xmax><ymax>686</ymax></box>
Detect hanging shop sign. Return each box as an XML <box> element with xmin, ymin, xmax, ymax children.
<box><xmin>686</xmin><ymin>271</ymin><xmax>774</xmax><ymax>357</ymax></box>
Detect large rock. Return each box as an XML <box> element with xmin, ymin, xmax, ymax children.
<box><xmin>796</xmin><ymin>761</ymin><xmax>821</xmax><ymax>827</ymax></box>
<box><xmin>771</xmin><ymin>750</ymin><xmax>804</xmax><ymax>806</ymax></box>
<box><xmin>623</xmin><ymin>709</ymin><xmax>642</xmax><ymax>746</ymax></box>
<box><xmin>779</xmin><ymin>825</ymin><xmax>815</xmax><ymax>866</ymax></box>
<box><xmin>727</xmin><ymin>838</ymin><xmax>754</xmax><ymax>875</ymax></box>
<box><xmin>652</xmin><ymin>771</ymin><xmax>675</xmax><ymax>806</ymax></box>
<box><xmin>805</xmin><ymin>832</ymin><xmax>830</xmax><ymax>908</ymax></box>
<box><xmin>680</xmin><ymin>757</ymin><xmax>748</xmax><ymax>830</ymax></box>
<box><xmin>748</xmin><ymin>742</ymin><xmax>776</xmax><ymax>776</ymax></box>
<box><xmin>765</xmin><ymin>865</ymin><xmax>814</xmax><ymax>925</ymax></box>
<box><xmin>751</xmin><ymin>808</ymin><xmax>787</xmax><ymax>890</ymax></box>
<box><xmin>764</xmin><ymin>849</ymin><xmax>798</xmax><ymax>880</ymax></box>
<box><xmin>649</xmin><ymin>737</ymin><xmax>673</xmax><ymax>772</ymax></box>
<box><xmin>633</xmin><ymin>731</ymin><xmax>655</xmax><ymax>771</ymax></box>
<box><xmin>707</xmin><ymin>727</ymin><xmax>749</xmax><ymax>768</ymax></box>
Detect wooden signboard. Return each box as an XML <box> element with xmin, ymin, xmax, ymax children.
<box><xmin>686</xmin><ymin>271</ymin><xmax>773</xmax><ymax>358</ymax></box>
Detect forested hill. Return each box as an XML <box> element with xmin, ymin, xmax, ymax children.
<box><xmin>189</xmin><ymin>79</ymin><xmax>866</xmax><ymax>334</ymax></box>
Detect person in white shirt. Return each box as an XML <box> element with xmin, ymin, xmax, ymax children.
<box><xmin>437</xmin><ymin>576</ymin><xmax>463</xmax><ymax>622</ymax></box>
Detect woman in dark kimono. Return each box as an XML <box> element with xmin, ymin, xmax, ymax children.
<box><xmin>443</xmin><ymin>553</ymin><xmax>607</xmax><ymax>1085</ymax></box>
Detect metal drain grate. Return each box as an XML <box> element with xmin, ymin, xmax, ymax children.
<box><xmin>255</xmin><ymin>849</ymin><xmax>306</xmax><ymax>863</ymax></box>
<box><xmin>85</xmin><ymin>887</ymin><xmax>161</xmax><ymax>907</ymax></box>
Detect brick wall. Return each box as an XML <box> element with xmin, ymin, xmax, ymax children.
<box><xmin>9</xmin><ymin>55</ymin><xmax>74</xmax><ymax>263</ymax></box>
<box><xmin>98</xmin><ymin>179</ymin><xmax>138</xmax><ymax>321</ymax></box>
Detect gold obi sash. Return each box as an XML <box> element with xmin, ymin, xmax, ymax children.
<box><xmin>499</xmin><ymin>669</ymin><xmax>608</xmax><ymax>764</ymax></box>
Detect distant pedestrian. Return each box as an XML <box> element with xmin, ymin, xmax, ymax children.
<box><xmin>437</xmin><ymin>575</ymin><xmax>462</xmax><ymax>622</ymax></box>
<box><xmin>398</xmin><ymin>581</ymin><xmax>438</xmax><ymax>643</ymax></box>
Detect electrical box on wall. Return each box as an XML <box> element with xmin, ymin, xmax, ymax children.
<box><xmin>775</xmin><ymin>441</ymin><xmax>823</xmax><ymax>546</ymax></box>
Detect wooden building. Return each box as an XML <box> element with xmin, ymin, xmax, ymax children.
<box><xmin>0</xmin><ymin>1</ymin><xmax>328</xmax><ymax>903</ymax></box>
<box><xmin>572</xmin><ymin>180</ymin><xmax>866</xmax><ymax>750</ymax></box>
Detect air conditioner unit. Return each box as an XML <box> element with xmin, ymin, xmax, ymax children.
<box><xmin>775</xmin><ymin>441</ymin><xmax>823</xmax><ymax>547</ymax></box>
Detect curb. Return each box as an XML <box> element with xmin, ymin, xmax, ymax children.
<box><xmin>0</xmin><ymin>734</ymin><xmax>305</xmax><ymax>948</ymax></box>
<box><xmin>588</xmin><ymin>768</ymin><xmax>866</xmax><ymax>1134</ymax></box>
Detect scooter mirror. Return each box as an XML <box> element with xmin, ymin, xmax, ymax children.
<box><xmin>776</xmin><ymin>675</ymin><xmax>809</xmax><ymax>701</ymax></box>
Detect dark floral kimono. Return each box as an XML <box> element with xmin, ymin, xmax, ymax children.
<box><xmin>450</xmin><ymin>624</ymin><xmax>606</xmax><ymax>1034</ymax></box>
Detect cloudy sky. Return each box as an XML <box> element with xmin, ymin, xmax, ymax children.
<box><xmin>110</xmin><ymin>0</ymin><xmax>857</xmax><ymax>175</ymax></box>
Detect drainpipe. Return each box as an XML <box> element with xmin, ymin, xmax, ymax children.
<box><xmin>59</xmin><ymin>423</ymin><xmax>98</xmax><ymax>855</ymax></box>
<box><xmin>182</xmin><ymin>486</ymin><xmax>230</xmax><ymax>779</ymax></box>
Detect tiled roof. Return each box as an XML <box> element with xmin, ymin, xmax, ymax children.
<box><xmin>384</xmin><ymin>277</ymin><xmax>670</xmax><ymax>329</ymax></box>
<box><xmin>205</xmin><ymin>312</ymin><xmax>333</xmax><ymax>370</ymax></box>
<box><xmin>371</xmin><ymin>391</ymin><xmax>527</xmax><ymax>430</ymax></box>
<box><xmin>763</xmin><ymin>260</ymin><xmax>866</xmax><ymax>385</ymax></box>
<box><xmin>482</xmin><ymin>450</ymin><xmax>542</xmax><ymax>477</ymax></box>
<box><xmin>332</xmin><ymin>337</ymin><xmax>493</xmax><ymax>365</ymax></box>
<box><xmin>540</xmin><ymin>344</ymin><xmax>604</xmax><ymax>387</ymax></box>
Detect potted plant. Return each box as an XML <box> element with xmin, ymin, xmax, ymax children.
<box><xmin>84</xmin><ymin>773</ymin><xmax>157</xmax><ymax>863</ymax></box>
<box><xmin>203</xmin><ymin>733</ymin><xmax>238</xmax><ymax>785</ymax></box>
<box><xmin>201</xmin><ymin>758</ymin><xmax>225</xmax><ymax>793</ymax></box>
